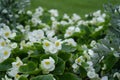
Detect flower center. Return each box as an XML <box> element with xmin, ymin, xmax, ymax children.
<box><xmin>4</xmin><ymin>51</ymin><xmax>9</xmax><ymax>56</ymax></box>
<box><xmin>45</xmin><ymin>42</ymin><xmax>50</xmax><ymax>47</ymax></box>
<box><xmin>45</xmin><ymin>61</ymin><xmax>50</xmax><ymax>65</ymax></box>
<box><xmin>1</xmin><ymin>41</ymin><xmax>6</xmax><ymax>46</ymax></box>
<box><xmin>16</xmin><ymin>62</ymin><xmax>21</xmax><ymax>67</ymax></box>
<box><xmin>55</xmin><ymin>42</ymin><xmax>60</xmax><ymax>47</ymax></box>
<box><xmin>5</xmin><ymin>32</ymin><xmax>10</xmax><ymax>37</ymax></box>
<box><xmin>77</xmin><ymin>58</ymin><xmax>81</xmax><ymax>63</ymax></box>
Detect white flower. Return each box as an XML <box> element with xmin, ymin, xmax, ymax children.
<box><xmin>0</xmin><ymin>47</ymin><xmax>11</xmax><ymax>62</ymax></box>
<box><xmin>28</xmin><ymin>30</ymin><xmax>44</xmax><ymax>42</ymax></box>
<box><xmin>60</xmin><ymin>21</ymin><xmax>68</xmax><ymax>25</ymax></box>
<box><xmin>101</xmin><ymin>76</ymin><xmax>108</xmax><ymax>80</ymax></box>
<box><xmin>35</xmin><ymin>6</ymin><xmax>44</xmax><ymax>16</ymax></box>
<box><xmin>31</xmin><ymin>18</ymin><xmax>41</xmax><ymax>26</ymax></box>
<box><xmin>12</xmin><ymin>57</ymin><xmax>23</xmax><ymax>68</ymax></box>
<box><xmin>15</xmin><ymin>74</ymin><xmax>21</xmax><ymax>80</ymax></box>
<box><xmin>46</xmin><ymin>30</ymin><xmax>55</xmax><ymax>38</ymax></box>
<box><xmin>95</xmin><ymin>26</ymin><xmax>103</xmax><ymax>32</ymax></box>
<box><xmin>72</xmin><ymin>63</ymin><xmax>79</xmax><ymax>73</ymax></box>
<box><xmin>1</xmin><ymin>25</ymin><xmax>12</xmax><ymax>39</ymax></box>
<box><xmin>2</xmin><ymin>75</ymin><xmax>12</xmax><ymax>80</ymax></box>
<box><xmin>49</xmin><ymin>9</ymin><xmax>59</xmax><ymax>17</ymax></box>
<box><xmin>64</xmin><ymin>27</ymin><xmax>74</xmax><ymax>38</ymax></box>
<box><xmin>113</xmin><ymin>72</ymin><xmax>120</xmax><ymax>79</ymax></box>
<box><xmin>7</xmin><ymin>68</ymin><xmax>19</xmax><ymax>77</ymax></box>
<box><xmin>96</xmin><ymin>17</ymin><xmax>105</xmax><ymax>23</ymax></box>
<box><xmin>90</xmin><ymin>40</ymin><xmax>97</xmax><ymax>47</ymax></box>
<box><xmin>63</xmin><ymin>14</ymin><xmax>70</xmax><ymax>19</ymax></box>
<box><xmin>64</xmin><ymin>26</ymin><xmax>80</xmax><ymax>38</ymax></box>
<box><xmin>43</xmin><ymin>40</ymin><xmax>53</xmax><ymax>51</ymax></box>
<box><xmin>40</xmin><ymin>57</ymin><xmax>55</xmax><ymax>74</ymax></box>
<box><xmin>0</xmin><ymin>38</ymin><xmax>6</xmax><ymax>47</ymax></box>
<box><xmin>54</xmin><ymin>39</ymin><xmax>62</xmax><ymax>50</ymax></box>
<box><xmin>7</xmin><ymin>57</ymin><xmax>23</xmax><ymax>77</ymax></box>
<box><xmin>64</xmin><ymin>38</ymin><xmax>77</xmax><ymax>47</ymax></box>
<box><xmin>87</xmin><ymin>61</ymin><xmax>93</xmax><ymax>67</ymax></box>
<box><xmin>88</xmin><ymin>49</ymin><xmax>94</xmax><ymax>57</ymax></box>
<box><xmin>10</xmin><ymin>43</ymin><xmax>17</xmax><ymax>49</ymax></box>
<box><xmin>27</xmin><ymin>10</ymin><xmax>32</xmax><ymax>15</ymax></box>
<box><xmin>2</xmin><ymin>9</ymin><xmax>8</xmax><ymax>13</ymax></box>
<box><xmin>49</xmin><ymin>45</ymin><xmax>58</xmax><ymax>54</ymax></box>
<box><xmin>72</xmin><ymin>13</ymin><xmax>81</xmax><ymax>21</ymax></box>
<box><xmin>9</xmin><ymin>32</ymin><xmax>16</xmax><ymax>39</ymax></box>
<box><xmin>75</xmin><ymin>27</ymin><xmax>80</xmax><ymax>32</ymax></box>
<box><xmin>87</xmin><ymin>71</ymin><xmax>96</xmax><ymax>79</ymax></box>
<box><xmin>93</xmin><ymin>10</ymin><xmax>101</xmax><ymax>17</ymax></box>
<box><xmin>75</xmin><ymin>56</ymin><xmax>85</xmax><ymax>65</ymax></box>
<box><xmin>16</xmin><ymin>25</ymin><xmax>25</xmax><ymax>33</ymax></box>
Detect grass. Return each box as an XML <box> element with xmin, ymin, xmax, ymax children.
<box><xmin>29</xmin><ymin>0</ymin><xmax>120</xmax><ymax>16</ymax></box>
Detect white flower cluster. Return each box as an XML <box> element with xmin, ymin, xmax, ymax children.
<box><xmin>0</xmin><ymin>24</ymin><xmax>17</xmax><ymax>63</ymax></box>
<box><xmin>0</xmin><ymin>6</ymin><xmax>109</xmax><ymax>80</ymax></box>
<box><xmin>90</xmin><ymin>10</ymin><xmax>106</xmax><ymax>24</ymax></box>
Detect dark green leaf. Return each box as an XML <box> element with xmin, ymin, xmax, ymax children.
<box><xmin>62</xmin><ymin>44</ymin><xmax>76</xmax><ymax>53</ymax></box>
<box><xmin>59</xmin><ymin>72</ymin><xmax>81</xmax><ymax>80</ymax></box>
<box><xmin>31</xmin><ymin>74</ymin><xmax>54</xmax><ymax>80</ymax></box>
<box><xmin>0</xmin><ymin>58</ymin><xmax>15</xmax><ymax>71</ymax></box>
<box><xmin>19</xmin><ymin>61</ymin><xmax>37</xmax><ymax>74</ymax></box>
<box><xmin>58</xmin><ymin>51</ymin><xmax>71</xmax><ymax>61</ymax></box>
<box><xmin>53</xmin><ymin>58</ymin><xmax>65</xmax><ymax>75</ymax></box>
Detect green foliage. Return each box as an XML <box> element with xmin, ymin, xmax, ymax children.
<box><xmin>0</xmin><ymin>58</ymin><xmax>15</xmax><ymax>71</ymax></box>
<box><xmin>53</xmin><ymin>58</ymin><xmax>65</xmax><ymax>75</ymax></box>
<box><xmin>19</xmin><ymin>61</ymin><xmax>37</xmax><ymax>74</ymax></box>
<box><xmin>61</xmin><ymin>44</ymin><xmax>76</xmax><ymax>53</ymax></box>
<box><xmin>19</xmin><ymin>76</ymin><xmax>28</xmax><ymax>80</ymax></box>
<box><xmin>59</xmin><ymin>72</ymin><xmax>81</xmax><ymax>80</ymax></box>
<box><xmin>31</xmin><ymin>74</ymin><xmax>54</xmax><ymax>80</ymax></box>
<box><xmin>58</xmin><ymin>51</ymin><xmax>71</xmax><ymax>61</ymax></box>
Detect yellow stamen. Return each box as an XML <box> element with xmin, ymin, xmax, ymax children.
<box><xmin>45</xmin><ymin>61</ymin><xmax>50</xmax><ymax>65</ymax></box>
<box><xmin>45</xmin><ymin>42</ymin><xmax>50</xmax><ymax>47</ymax></box>
<box><xmin>5</xmin><ymin>32</ymin><xmax>10</xmax><ymax>37</ymax></box>
<box><xmin>77</xmin><ymin>58</ymin><xmax>81</xmax><ymax>63</ymax></box>
<box><xmin>4</xmin><ymin>51</ymin><xmax>8</xmax><ymax>56</ymax></box>
<box><xmin>1</xmin><ymin>42</ymin><xmax>6</xmax><ymax>46</ymax></box>
<box><xmin>16</xmin><ymin>62</ymin><xmax>21</xmax><ymax>66</ymax></box>
<box><xmin>55</xmin><ymin>42</ymin><xmax>60</xmax><ymax>47</ymax></box>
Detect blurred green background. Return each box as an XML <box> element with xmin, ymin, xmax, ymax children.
<box><xmin>29</xmin><ymin>0</ymin><xmax>120</xmax><ymax>16</ymax></box>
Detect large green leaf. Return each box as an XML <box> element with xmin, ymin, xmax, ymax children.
<box><xmin>31</xmin><ymin>74</ymin><xmax>54</xmax><ymax>80</ymax></box>
<box><xmin>0</xmin><ymin>58</ymin><xmax>15</xmax><ymax>71</ymax></box>
<box><xmin>53</xmin><ymin>58</ymin><xmax>65</xmax><ymax>75</ymax></box>
<box><xmin>58</xmin><ymin>51</ymin><xmax>71</xmax><ymax>61</ymax></box>
<box><xmin>103</xmin><ymin>53</ymin><xmax>118</xmax><ymax>73</ymax></box>
<box><xmin>19</xmin><ymin>76</ymin><xmax>28</xmax><ymax>80</ymax></box>
<box><xmin>19</xmin><ymin>61</ymin><xmax>37</xmax><ymax>74</ymax></box>
<box><xmin>61</xmin><ymin>44</ymin><xmax>76</xmax><ymax>53</ymax></box>
<box><xmin>59</xmin><ymin>72</ymin><xmax>81</xmax><ymax>80</ymax></box>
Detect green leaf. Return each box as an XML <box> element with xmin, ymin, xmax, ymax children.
<box><xmin>103</xmin><ymin>53</ymin><xmax>118</xmax><ymax>73</ymax></box>
<box><xmin>0</xmin><ymin>58</ymin><xmax>15</xmax><ymax>71</ymax></box>
<box><xmin>79</xmin><ymin>66</ymin><xmax>87</xmax><ymax>78</ymax></box>
<box><xmin>62</xmin><ymin>44</ymin><xmax>76</xmax><ymax>53</ymax></box>
<box><xmin>53</xmin><ymin>58</ymin><xmax>65</xmax><ymax>75</ymax></box>
<box><xmin>19</xmin><ymin>76</ymin><xmax>28</xmax><ymax>80</ymax></box>
<box><xmin>31</xmin><ymin>74</ymin><xmax>54</xmax><ymax>80</ymax></box>
<box><xmin>19</xmin><ymin>61</ymin><xmax>37</xmax><ymax>74</ymax></box>
<box><xmin>58</xmin><ymin>51</ymin><xmax>71</xmax><ymax>61</ymax></box>
<box><xmin>59</xmin><ymin>72</ymin><xmax>81</xmax><ymax>80</ymax></box>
